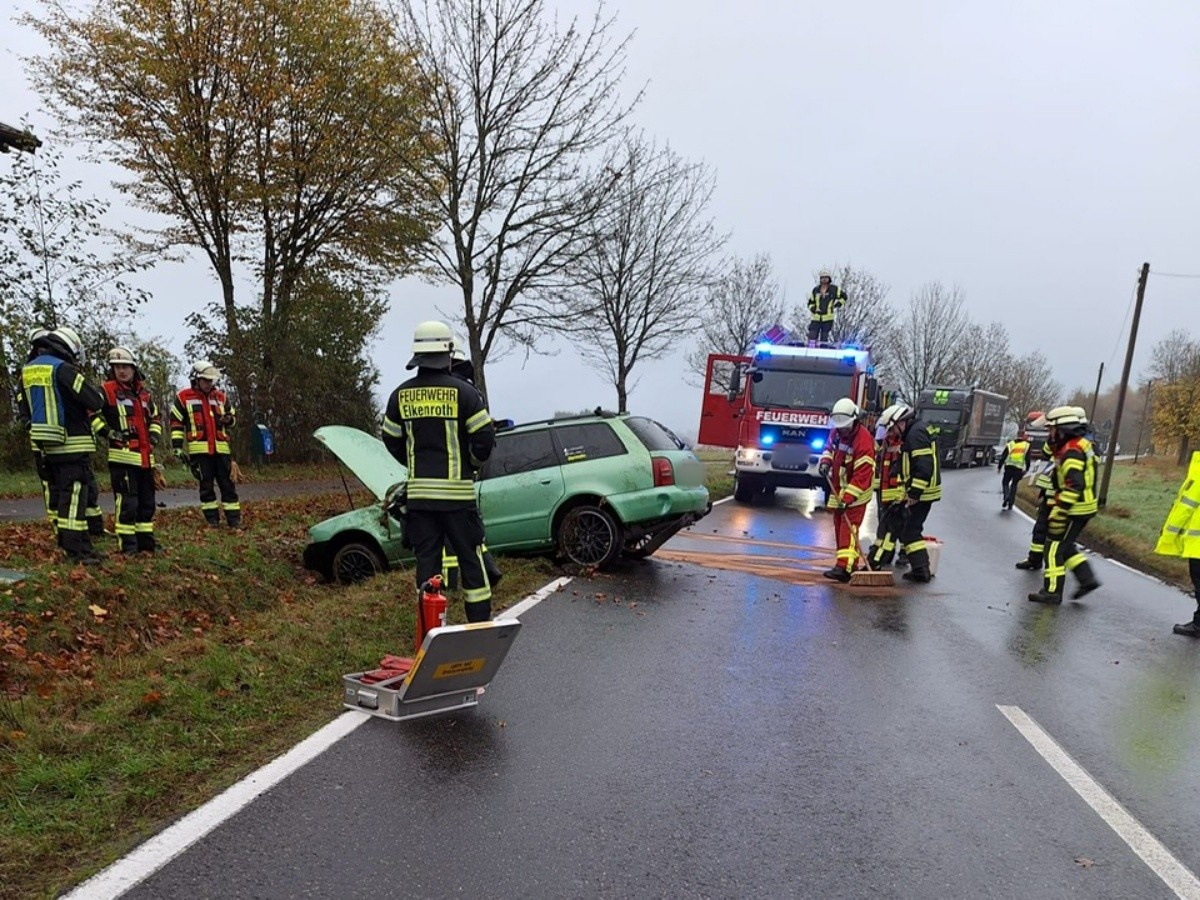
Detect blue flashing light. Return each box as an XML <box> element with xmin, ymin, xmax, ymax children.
<box><xmin>761</xmin><ymin>433</ymin><xmax>776</xmax><ymax>446</ymax></box>
<box><xmin>810</xmin><ymin>437</ymin><xmax>825</xmax><ymax>451</ymax></box>
<box><xmin>755</xmin><ymin>342</ymin><xmax>774</xmax><ymax>353</ymax></box>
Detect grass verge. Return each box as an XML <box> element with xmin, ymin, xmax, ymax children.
<box><xmin>0</xmin><ymin>496</ymin><xmax>561</xmax><ymax>899</ymax></box>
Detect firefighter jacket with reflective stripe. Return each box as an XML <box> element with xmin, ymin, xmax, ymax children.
<box><xmin>819</xmin><ymin>422</ymin><xmax>876</xmax><ymax>508</ymax></box>
<box><xmin>1154</xmin><ymin>451</ymin><xmax>1200</xmax><ymax>558</ymax></box>
<box><xmin>1031</xmin><ymin>441</ymin><xmax>1055</xmax><ymax>492</ymax></box>
<box><xmin>1050</xmin><ymin>436</ymin><xmax>1098</xmax><ymax>516</ymax></box>
<box><xmin>20</xmin><ymin>354</ymin><xmax>106</xmax><ymax>459</ymax></box>
<box><xmin>382</xmin><ymin>370</ymin><xmax>495</xmax><ymax>509</ymax></box>
<box><xmin>170</xmin><ymin>387</ymin><xmax>235</xmax><ymax>455</ymax></box>
<box><xmin>102</xmin><ymin>379</ymin><xmax>161</xmax><ymax>468</ymax></box>
<box><xmin>807</xmin><ymin>284</ymin><xmax>847</xmax><ymax>323</ymax></box>
<box><xmin>900</xmin><ymin>421</ymin><xmax>942</xmax><ymax>502</ymax></box>
<box><xmin>999</xmin><ymin>439</ymin><xmax>1030</xmax><ymax>471</ymax></box>
<box><xmin>875</xmin><ymin>436</ymin><xmax>904</xmax><ymax>503</ymax></box>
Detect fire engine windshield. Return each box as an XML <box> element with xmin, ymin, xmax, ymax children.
<box><xmin>749</xmin><ymin>370</ymin><xmax>848</xmax><ymax>411</ymax></box>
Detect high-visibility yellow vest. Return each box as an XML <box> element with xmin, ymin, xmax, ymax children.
<box><xmin>1003</xmin><ymin>439</ymin><xmax>1030</xmax><ymax>470</ymax></box>
<box><xmin>1155</xmin><ymin>451</ymin><xmax>1200</xmax><ymax>559</ymax></box>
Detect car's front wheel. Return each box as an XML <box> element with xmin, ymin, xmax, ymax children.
<box><xmin>331</xmin><ymin>540</ymin><xmax>385</xmax><ymax>584</ymax></box>
<box><xmin>557</xmin><ymin>504</ymin><xmax>622</xmax><ymax>568</ymax></box>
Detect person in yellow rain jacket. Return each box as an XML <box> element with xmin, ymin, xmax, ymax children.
<box><xmin>171</xmin><ymin>360</ymin><xmax>240</xmax><ymax>527</ymax></box>
<box><xmin>1155</xmin><ymin>451</ymin><xmax>1200</xmax><ymax>637</ymax></box>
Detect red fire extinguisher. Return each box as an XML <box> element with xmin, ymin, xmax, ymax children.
<box><xmin>416</xmin><ymin>574</ymin><xmax>448</xmax><ymax>650</ymax></box>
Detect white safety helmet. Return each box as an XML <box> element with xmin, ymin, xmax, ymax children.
<box><xmin>1045</xmin><ymin>405</ymin><xmax>1084</xmax><ymax>427</ymax></box>
<box><xmin>1071</xmin><ymin>405</ymin><xmax>1089</xmax><ymax>425</ymax></box>
<box><xmin>29</xmin><ymin>326</ymin><xmax>50</xmax><ymax>343</ymax></box>
<box><xmin>828</xmin><ymin>397</ymin><xmax>860</xmax><ymax>430</ymax></box>
<box><xmin>450</xmin><ymin>335</ymin><xmax>469</xmax><ymax>364</ymax></box>
<box><xmin>107</xmin><ymin>346</ymin><xmax>137</xmax><ymax>367</ymax></box>
<box><xmin>52</xmin><ymin>325</ymin><xmax>85</xmax><ymax>363</ymax></box>
<box><xmin>191</xmin><ymin>359</ymin><xmax>221</xmax><ymax>381</ymax></box>
<box><xmin>819</xmin><ymin>269</ymin><xmax>832</xmax><ymax>279</ymax></box>
<box><xmin>877</xmin><ymin>403</ymin><xmax>915</xmax><ymax>432</ymax></box>
<box><xmin>407</xmin><ymin>320</ymin><xmax>454</xmax><ymax>370</ymax></box>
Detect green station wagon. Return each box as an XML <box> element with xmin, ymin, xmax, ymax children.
<box><xmin>303</xmin><ymin>411</ymin><xmax>711</xmax><ymax>583</ymax></box>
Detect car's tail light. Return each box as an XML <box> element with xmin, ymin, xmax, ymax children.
<box><xmin>652</xmin><ymin>457</ymin><xmax>674</xmax><ymax>486</ymax></box>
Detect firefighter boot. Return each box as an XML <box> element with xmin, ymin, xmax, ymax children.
<box><xmin>1015</xmin><ymin>556</ymin><xmax>1043</xmax><ymax>571</ymax></box>
<box><xmin>1071</xmin><ymin>561</ymin><xmax>1101</xmax><ymax>600</ymax></box>
<box><xmin>1028</xmin><ymin>589</ymin><xmax>1063</xmax><ymax>604</ymax></box>
<box><xmin>1173</xmin><ymin>605</ymin><xmax>1200</xmax><ymax>637</ymax></box>
<box><xmin>224</xmin><ymin>510</ymin><xmax>242</xmax><ymax>529</ymax></box>
<box><xmin>822</xmin><ymin>567</ymin><xmax>851</xmax><ymax>583</ymax></box>
<box><xmin>901</xmin><ymin>566</ymin><xmax>932</xmax><ymax>583</ymax></box>
<box><xmin>137</xmin><ymin>532</ymin><xmax>157</xmax><ymax>554</ymax></box>
<box><xmin>120</xmin><ymin>535</ymin><xmax>139</xmax><ymax>555</ymax></box>
<box><xmin>203</xmin><ymin>510</ymin><xmax>221</xmax><ymax>527</ymax></box>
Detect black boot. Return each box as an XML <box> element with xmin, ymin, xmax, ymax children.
<box><xmin>1028</xmin><ymin>589</ymin><xmax>1063</xmax><ymax>604</ymax></box>
<box><xmin>137</xmin><ymin>533</ymin><xmax>156</xmax><ymax>554</ymax></box>
<box><xmin>1173</xmin><ymin>607</ymin><xmax>1200</xmax><ymax>637</ymax></box>
<box><xmin>1071</xmin><ymin>562</ymin><xmax>1101</xmax><ymax>600</ymax></box>
<box><xmin>822</xmin><ymin>567</ymin><xmax>851</xmax><ymax>583</ymax></box>
<box><xmin>203</xmin><ymin>510</ymin><xmax>220</xmax><ymax>527</ymax></box>
<box><xmin>902</xmin><ymin>567</ymin><xmax>931</xmax><ymax>583</ymax></box>
<box><xmin>1015</xmin><ymin>558</ymin><xmax>1042</xmax><ymax>570</ymax></box>
<box><xmin>465</xmin><ymin>600</ymin><xmax>491</xmax><ymax>623</ymax></box>
<box><xmin>120</xmin><ymin>536</ymin><xmax>139</xmax><ymax>555</ymax></box>
<box><xmin>225</xmin><ymin>512</ymin><xmax>241</xmax><ymax>529</ymax></box>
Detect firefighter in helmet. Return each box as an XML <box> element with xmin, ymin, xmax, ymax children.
<box><xmin>1028</xmin><ymin>405</ymin><xmax>1101</xmax><ymax>604</ymax></box>
<box><xmin>382</xmin><ymin>322</ymin><xmax>496</xmax><ymax>621</ymax></box>
<box><xmin>1015</xmin><ymin>414</ymin><xmax>1055</xmax><ymax>570</ymax></box>
<box><xmin>817</xmin><ymin>398</ymin><xmax>876</xmax><ymax>582</ymax></box>
<box><xmin>100</xmin><ymin>347</ymin><xmax>163</xmax><ymax>553</ymax></box>
<box><xmin>19</xmin><ymin>325</ymin><xmax>108</xmax><ymax>564</ymax></box>
<box><xmin>1155</xmin><ymin>451</ymin><xmax>1200</xmax><ymax>636</ymax></box>
<box><xmin>867</xmin><ymin>419</ymin><xmax>906</xmax><ymax>570</ymax></box>
<box><xmin>806</xmin><ymin>269</ymin><xmax>847</xmax><ymax>345</ymax></box>
<box><xmin>877</xmin><ymin>403</ymin><xmax>942</xmax><ymax>582</ymax></box>
<box><xmin>170</xmin><ymin>360</ymin><xmax>240</xmax><ymax>527</ymax></box>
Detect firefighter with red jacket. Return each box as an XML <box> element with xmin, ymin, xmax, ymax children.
<box><xmin>867</xmin><ymin>423</ymin><xmax>906</xmax><ymax>570</ymax></box>
<box><xmin>170</xmin><ymin>360</ymin><xmax>240</xmax><ymax>527</ymax></box>
<box><xmin>383</xmin><ymin>322</ymin><xmax>496</xmax><ymax>621</ymax></box>
<box><xmin>818</xmin><ymin>398</ymin><xmax>877</xmax><ymax>583</ymax></box>
<box><xmin>100</xmin><ymin>347</ymin><xmax>162</xmax><ymax>554</ymax></box>
<box><xmin>1028</xmin><ymin>406</ymin><xmax>1101</xmax><ymax>604</ymax></box>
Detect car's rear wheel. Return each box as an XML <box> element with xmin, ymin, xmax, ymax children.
<box><xmin>332</xmin><ymin>540</ymin><xmax>385</xmax><ymax>584</ymax></box>
<box><xmin>557</xmin><ymin>504</ymin><xmax>622</xmax><ymax>568</ymax></box>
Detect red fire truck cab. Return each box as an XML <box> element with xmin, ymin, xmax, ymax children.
<box><xmin>698</xmin><ymin>340</ymin><xmax>885</xmax><ymax>504</ymax></box>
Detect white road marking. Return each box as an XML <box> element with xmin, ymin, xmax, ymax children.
<box><xmin>63</xmin><ymin>711</ymin><xmax>372</xmax><ymax>899</ymax></box>
<box><xmin>713</xmin><ymin>495</ymin><xmax>733</xmax><ymax>506</ymax></box>
<box><xmin>64</xmin><ymin>576</ymin><xmax>573</xmax><ymax>899</ymax></box>
<box><xmin>998</xmin><ymin>704</ymin><xmax>1200</xmax><ymax>899</ymax></box>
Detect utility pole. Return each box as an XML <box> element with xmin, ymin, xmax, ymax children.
<box><xmin>1089</xmin><ymin>362</ymin><xmax>1104</xmax><ymax>423</ymax></box>
<box><xmin>1098</xmin><ymin>263</ymin><xmax>1149</xmax><ymax>506</ymax></box>
<box><xmin>1133</xmin><ymin>379</ymin><xmax>1155</xmax><ymax>464</ymax></box>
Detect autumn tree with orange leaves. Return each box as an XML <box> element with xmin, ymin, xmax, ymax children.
<box><xmin>28</xmin><ymin>0</ymin><xmax>439</xmax><ymax>445</ymax></box>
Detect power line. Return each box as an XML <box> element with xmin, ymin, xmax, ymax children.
<box><xmin>1148</xmin><ymin>270</ymin><xmax>1200</xmax><ymax>279</ymax></box>
<box><xmin>1107</xmin><ymin>283</ymin><xmax>1136</xmax><ymax>368</ymax></box>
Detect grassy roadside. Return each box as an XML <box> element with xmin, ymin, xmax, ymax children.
<box><xmin>696</xmin><ymin>447</ymin><xmax>733</xmax><ymax>500</ymax></box>
<box><xmin>0</xmin><ymin>496</ymin><xmax>561</xmax><ymax>898</ymax></box>
<box><xmin>1015</xmin><ymin>456</ymin><xmax>1192</xmax><ymax>592</ymax></box>
<box><xmin>0</xmin><ymin>460</ymin><xmax>344</xmax><ymax>498</ymax></box>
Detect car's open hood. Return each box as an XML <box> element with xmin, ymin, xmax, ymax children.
<box><xmin>313</xmin><ymin>425</ymin><xmax>407</xmax><ymax>502</ymax></box>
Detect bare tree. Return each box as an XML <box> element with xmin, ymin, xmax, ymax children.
<box><xmin>997</xmin><ymin>349</ymin><xmax>1062</xmax><ymax>426</ymax></box>
<box><xmin>824</xmin><ymin>264</ymin><xmax>894</xmax><ymax>355</ymax></box>
<box><xmin>392</xmin><ymin>0</ymin><xmax>637</xmax><ymax>398</ymax></box>
<box><xmin>885</xmin><ymin>282</ymin><xmax>970</xmax><ymax>402</ymax></box>
<box><xmin>1146</xmin><ymin>328</ymin><xmax>1200</xmax><ymax>383</ymax></box>
<box><xmin>683</xmin><ymin>251</ymin><xmax>783</xmax><ymax>385</ymax></box>
<box><xmin>563</xmin><ymin>136</ymin><xmax>724</xmax><ymax>411</ymax></box>
<box><xmin>946</xmin><ymin>321</ymin><xmax>1012</xmax><ymax>391</ymax></box>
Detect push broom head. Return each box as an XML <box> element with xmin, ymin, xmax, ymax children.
<box><xmin>849</xmin><ymin>567</ymin><xmax>896</xmax><ymax>587</ymax></box>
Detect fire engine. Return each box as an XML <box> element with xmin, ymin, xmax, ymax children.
<box><xmin>698</xmin><ymin>335</ymin><xmax>886</xmax><ymax>503</ymax></box>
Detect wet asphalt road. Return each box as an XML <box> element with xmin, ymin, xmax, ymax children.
<box><xmin>118</xmin><ymin>468</ymin><xmax>1200</xmax><ymax>899</ymax></box>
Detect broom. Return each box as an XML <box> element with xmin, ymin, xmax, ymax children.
<box><xmin>848</xmin><ymin>521</ymin><xmax>895</xmax><ymax>587</ymax></box>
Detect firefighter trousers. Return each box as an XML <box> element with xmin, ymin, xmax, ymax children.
<box><xmin>832</xmin><ymin>504</ymin><xmax>867</xmax><ymax>571</ymax></box>
<box><xmin>110</xmin><ymin>463</ymin><xmax>157</xmax><ymax>552</ymax></box>
<box><xmin>1001</xmin><ymin>467</ymin><xmax>1023</xmax><ymax>508</ymax></box>
<box><xmin>1042</xmin><ymin>514</ymin><xmax>1095</xmax><ymax>596</ymax></box>
<box><xmin>898</xmin><ymin>500</ymin><xmax>934</xmax><ymax>574</ymax></box>
<box><xmin>195</xmin><ymin>454</ymin><xmax>240</xmax><ymax>525</ymax></box>
<box><xmin>1023</xmin><ymin>498</ymin><xmax>1051</xmax><ymax>566</ymax></box>
<box><xmin>869</xmin><ymin>501</ymin><xmax>907</xmax><ymax>568</ymax></box>
<box><xmin>407</xmin><ymin>506</ymin><xmax>492</xmax><ymax>622</ymax></box>
<box><xmin>806</xmin><ymin>319</ymin><xmax>833</xmax><ymax>344</ymax></box>
<box><xmin>47</xmin><ymin>458</ymin><xmax>96</xmax><ymax>558</ymax></box>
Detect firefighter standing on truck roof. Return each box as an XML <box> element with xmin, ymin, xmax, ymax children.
<box><xmin>867</xmin><ymin>421</ymin><xmax>906</xmax><ymax>570</ymax></box>
<box><xmin>997</xmin><ymin>430</ymin><xmax>1031</xmax><ymax>511</ymax></box>
<box><xmin>1028</xmin><ymin>406</ymin><xmax>1102</xmax><ymax>604</ymax></box>
<box><xmin>171</xmin><ymin>361</ymin><xmax>240</xmax><ymax>528</ymax></box>
<box><xmin>101</xmin><ymin>347</ymin><xmax>162</xmax><ymax>554</ymax></box>
<box><xmin>877</xmin><ymin>403</ymin><xmax>941</xmax><ymax>583</ymax></box>
<box><xmin>806</xmin><ymin>270</ymin><xmax>846</xmax><ymax>345</ymax></box>
<box><xmin>19</xmin><ymin>326</ymin><xmax>108</xmax><ymax>565</ymax></box>
<box><xmin>383</xmin><ymin>321</ymin><xmax>496</xmax><ymax>622</ymax></box>
<box><xmin>818</xmin><ymin>398</ymin><xmax>876</xmax><ymax>583</ymax></box>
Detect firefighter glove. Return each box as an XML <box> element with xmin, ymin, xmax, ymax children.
<box><xmin>817</xmin><ymin>461</ymin><xmax>832</xmax><ymax>480</ymax></box>
<box><xmin>106</xmin><ymin>428</ymin><xmax>125</xmax><ymax>446</ymax></box>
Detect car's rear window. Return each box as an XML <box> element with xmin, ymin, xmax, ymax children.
<box><xmin>624</xmin><ymin>416</ymin><xmax>685</xmax><ymax>452</ymax></box>
<box><xmin>551</xmin><ymin>422</ymin><xmax>627</xmax><ymax>463</ymax></box>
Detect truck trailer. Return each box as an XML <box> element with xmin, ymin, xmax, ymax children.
<box><xmin>915</xmin><ymin>386</ymin><xmax>1008</xmax><ymax>469</ymax></box>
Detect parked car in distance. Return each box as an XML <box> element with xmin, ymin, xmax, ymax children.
<box><xmin>304</xmin><ymin>411</ymin><xmax>712</xmax><ymax>583</ymax></box>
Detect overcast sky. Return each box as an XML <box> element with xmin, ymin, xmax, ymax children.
<box><xmin>3</xmin><ymin>0</ymin><xmax>1198</xmax><ymax>442</ymax></box>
